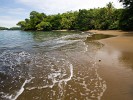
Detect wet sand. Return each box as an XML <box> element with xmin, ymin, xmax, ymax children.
<box><xmin>89</xmin><ymin>30</ymin><xmax>133</xmax><ymax>35</ymax></box>
<box><xmin>1</xmin><ymin>30</ymin><xmax>133</xmax><ymax>100</ymax></box>
<box><xmin>89</xmin><ymin>30</ymin><xmax>133</xmax><ymax>100</ymax></box>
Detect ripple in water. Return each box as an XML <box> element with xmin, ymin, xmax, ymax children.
<box><xmin>0</xmin><ymin>33</ymin><xmax>107</xmax><ymax>100</ymax></box>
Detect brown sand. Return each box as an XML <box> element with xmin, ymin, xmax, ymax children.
<box><xmin>89</xmin><ymin>30</ymin><xmax>133</xmax><ymax>35</ymax></box>
<box><xmin>89</xmin><ymin>30</ymin><xmax>133</xmax><ymax>100</ymax></box>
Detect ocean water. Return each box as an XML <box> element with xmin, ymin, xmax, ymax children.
<box><xmin>0</xmin><ymin>30</ymin><xmax>107</xmax><ymax>100</ymax></box>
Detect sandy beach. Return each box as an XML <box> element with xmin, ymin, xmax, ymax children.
<box><xmin>1</xmin><ymin>30</ymin><xmax>133</xmax><ymax>100</ymax></box>
<box><xmin>88</xmin><ymin>30</ymin><xmax>133</xmax><ymax>100</ymax></box>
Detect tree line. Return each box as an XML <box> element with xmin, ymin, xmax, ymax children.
<box><xmin>119</xmin><ymin>0</ymin><xmax>133</xmax><ymax>30</ymax></box>
<box><xmin>17</xmin><ymin>1</ymin><xmax>133</xmax><ymax>31</ymax></box>
<box><xmin>0</xmin><ymin>27</ymin><xmax>8</xmax><ymax>30</ymax></box>
<box><xmin>0</xmin><ymin>27</ymin><xmax>21</xmax><ymax>30</ymax></box>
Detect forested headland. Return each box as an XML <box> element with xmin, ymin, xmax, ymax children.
<box><xmin>16</xmin><ymin>1</ymin><xmax>133</xmax><ymax>31</ymax></box>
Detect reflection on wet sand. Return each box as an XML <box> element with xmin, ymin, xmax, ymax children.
<box><xmin>0</xmin><ymin>30</ymin><xmax>133</xmax><ymax>100</ymax></box>
<box><xmin>91</xmin><ymin>31</ymin><xmax>133</xmax><ymax>100</ymax></box>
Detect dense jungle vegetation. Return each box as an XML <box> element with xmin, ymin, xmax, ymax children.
<box><xmin>15</xmin><ymin>1</ymin><xmax>133</xmax><ymax>31</ymax></box>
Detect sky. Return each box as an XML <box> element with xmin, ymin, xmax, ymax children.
<box><xmin>0</xmin><ymin>0</ymin><xmax>123</xmax><ymax>28</ymax></box>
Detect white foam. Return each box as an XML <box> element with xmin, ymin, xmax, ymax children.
<box><xmin>2</xmin><ymin>78</ymin><xmax>33</xmax><ymax>100</ymax></box>
<box><xmin>27</xmin><ymin>62</ymin><xmax>73</xmax><ymax>90</ymax></box>
<box><xmin>94</xmin><ymin>64</ymin><xmax>107</xmax><ymax>100</ymax></box>
<box><xmin>59</xmin><ymin>64</ymin><xmax>73</xmax><ymax>84</ymax></box>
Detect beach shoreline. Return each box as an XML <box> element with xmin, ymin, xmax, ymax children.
<box><xmin>88</xmin><ymin>30</ymin><xmax>133</xmax><ymax>35</ymax></box>
<box><xmin>88</xmin><ymin>30</ymin><xmax>133</xmax><ymax>100</ymax></box>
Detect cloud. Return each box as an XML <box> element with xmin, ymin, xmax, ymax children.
<box><xmin>0</xmin><ymin>7</ymin><xmax>28</xmax><ymax>15</ymax></box>
<box><xmin>16</xmin><ymin>0</ymin><xmax>123</xmax><ymax>14</ymax></box>
<box><xmin>0</xmin><ymin>16</ymin><xmax>23</xmax><ymax>28</ymax></box>
<box><xmin>0</xmin><ymin>7</ymin><xmax>29</xmax><ymax>27</ymax></box>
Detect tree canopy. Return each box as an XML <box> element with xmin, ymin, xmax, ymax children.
<box><xmin>0</xmin><ymin>27</ymin><xmax>8</xmax><ymax>30</ymax></box>
<box><xmin>119</xmin><ymin>0</ymin><xmax>133</xmax><ymax>30</ymax></box>
<box><xmin>17</xmin><ymin>2</ymin><xmax>133</xmax><ymax>31</ymax></box>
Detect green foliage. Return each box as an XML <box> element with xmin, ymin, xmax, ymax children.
<box><xmin>119</xmin><ymin>0</ymin><xmax>133</xmax><ymax>30</ymax></box>
<box><xmin>17</xmin><ymin>21</ymin><xmax>26</xmax><ymax>30</ymax></box>
<box><xmin>36</xmin><ymin>21</ymin><xmax>52</xmax><ymax>31</ymax></box>
<box><xmin>76</xmin><ymin>9</ymin><xmax>93</xmax><ymax>31</ymax></box>
<box><xmin>17</xmin><ymin>2</ymin><xmax>132</xmax><ymax>31</ymax></box>
<box><xmin>17</xmin><ymin>11</ymin><xmax>47</xmax><ymax>30</ymax></box>
<box><xmin>0</xmin><ymin>27</ymin><xmax>8</xmax><ymax>30</ymax></box>
<box><xmin>0</xmin><ymin>26</ymin><xmax>21</xmax><ymax>30</ymax></box>
<box><xmin>50</xmin><ymin>14</ymin><xmax>62</xmax><ymax>30</ymax></box>
<box><xmin>119</xmin><ymin>9</ymin><xmax>133</xmax><ymax>30</ymax></box>
<box><xmin>9</xmin><ymin>27</ymin><xmax>21</xmax><ymax>30</ymax></box>
<box><xmin>61</xmin><ymin>11</ymin><xmax>78</xmax><ymax>30</ymax></box>
<box><xmin>119</xmin><ymin>0</ymin><xmax>133</xmax><ymax>8</ymax></box>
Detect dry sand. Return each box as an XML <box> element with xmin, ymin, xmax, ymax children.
<box><xmin>88</xmin><ymin>30</ymin><xmax>133</xmax><ymax>100</ymax></box>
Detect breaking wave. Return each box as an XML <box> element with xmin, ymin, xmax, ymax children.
<box><xmin>0</xmin><ymin>32</ymin><xmax>106</xmax><ymax>100</ymax></box>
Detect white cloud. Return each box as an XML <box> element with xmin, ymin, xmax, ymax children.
<box><xmin>0</xmin><ymin>16</ymin><xmax>23</xmax><ymax>28</ymax></box>
<box><xmin>0</xmin><ymin>7</ymin><xmax>29</xmax><ymax>27</ymax></box>
<box><xmin>0</xmin><ymin>7</ymin><xmax>28</xmax><ymax>15</ymax></box>
<box><xmin>8</xmin><ymin>8</ymin><xmax>28</xmax><ymax>15</ymax></box>
<box><xmin>16</xmin><ymin>0</ymin><xmax>123</xmax><ymax>14</ymax></box>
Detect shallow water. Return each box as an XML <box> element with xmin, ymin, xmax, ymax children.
<box><xmin>0</xmin><ymin>30</ymin><xmax>132</xmax><ymax>100</ymax></box>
